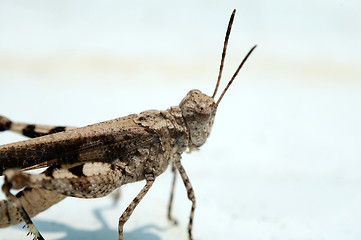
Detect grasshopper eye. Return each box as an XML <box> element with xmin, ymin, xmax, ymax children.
<box><xmin>195</xmin><ymin>112</ymin><xmax>210</xmax><ymax>123</ymax></box>
<box><xmin>194</xmin><ymin>104</ymin><xmax>212</xmax><ymax>122</ymax></box>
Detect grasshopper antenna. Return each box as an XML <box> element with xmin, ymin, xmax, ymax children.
<box><xmin>216</xmin><ymin>45</ymin><xmax>257</xmax><ymax>105</ymax></box>
<box><xmin>212</xmin><ymin>9</ymin><xmax>236</xmax><ymax>99</ymax></box>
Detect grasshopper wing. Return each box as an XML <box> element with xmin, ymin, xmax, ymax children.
<box><xmin>0</xmin><ymin>114</ymin><xmax>159</xmax><ymax>175</ymax></box>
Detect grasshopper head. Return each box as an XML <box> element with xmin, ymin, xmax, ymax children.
<box><xmin>179</xmin><ymin>9</ymin><xmax>256</xmax><ymax>149</ymax></box>
<box><xmin>178</xmin><ymin>43</ymin><xmax>256</xmax><ymax>148</ymax></box>
<box><xmin>179</xmin><ymin>90</ymin><xmax>217</xmax><ymax>148</ymax></box>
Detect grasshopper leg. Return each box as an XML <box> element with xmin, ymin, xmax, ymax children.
<box><xmin>118</xmin><ymin>177</ymin><xmax>154</xmax><ymax>240</ymax></box>
<box><xmin>0</xmin><ymin>187</ymin><xmax>66</xmax><ymax>228</ymax></box>
<box><xmin>167</xmin><ymin>162</ymin><xmax>178</xmax><ymax>225</ymax></box>
<box><xmin>0</xmin><ymin>115</ymin><xmax>75</xmax><ymax>138</ymax></box>
<box><xmin>174</xmin><ymin>160</ymin><xmax>196</xmax><ymax>240</ymax></box>
<box><xmin>2</xmin><ymin>162</ymin><xmax>125</xmax><ymax>238</ymax></box>
<box><xmin>2</xmin><ymin>180</ymin><xmax>45</xmax><ymax>240</ymax></box>
<box><xmin>111</xmin><ymin>189</ymin><xmax>122</xmax><ymax>206</ymax></box>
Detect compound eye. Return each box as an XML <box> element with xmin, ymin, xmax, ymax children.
<box><xmin>195</xmin><ymin>112</ymin><xmax>210</xmax><ymax>122</ymax></box>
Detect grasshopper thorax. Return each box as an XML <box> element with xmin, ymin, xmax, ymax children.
<box><xmin>179</xmin><ymin>90</ymin><xmax>217</xmax><ymax>148</ymax></box>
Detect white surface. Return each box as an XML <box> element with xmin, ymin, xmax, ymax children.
<box><xmin>0</xmin><ymin>1</ymin><xmax>361</xmax><ymax>240</ymax></box>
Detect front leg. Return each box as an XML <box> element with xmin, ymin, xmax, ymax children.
<box><xmin>174</xmin><ymin>160</ymin><xmax>196</xmax><ymax>240</ymax></box>
<box><xmin>167</xmin><ymin>162</ymin><xmax>178</xmax><ymax>225</ymax></box>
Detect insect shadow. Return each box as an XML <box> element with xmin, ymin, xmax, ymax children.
<box><xmin>12</xmin><ymin>200</ymin><xmax>165</xmax><ymax>240</ymax></box>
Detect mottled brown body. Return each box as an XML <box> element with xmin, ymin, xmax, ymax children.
<box><xmin>0</xmin><ymin>105</ymin><xmax>190</xmax><ymax>186</ymax></box>
<box><xmin>0</xmin><ymin>90</ymin><xmax>210</xmax><ymax>240</ymax></box>
<box><xmin>0</xmin><ymin>9</ymin><xmax>256</xmax><ymax>240</ymax></box>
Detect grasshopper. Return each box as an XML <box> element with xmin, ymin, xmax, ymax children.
<box><xmin>0</xmin><ymin>9</ymin><xmax>256</xmax><ymax>240</ymax></box>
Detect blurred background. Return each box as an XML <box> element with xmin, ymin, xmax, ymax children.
<box><xmin>0</xmin><ymin>1</ymin><xmax>360</xmax><ymax>239</ymax></box>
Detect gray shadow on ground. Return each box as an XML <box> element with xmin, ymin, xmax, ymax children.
<box><xmin>12</xmin><ymin>201</ymin><xmax>167</xmax><ymax>240</ymax></box>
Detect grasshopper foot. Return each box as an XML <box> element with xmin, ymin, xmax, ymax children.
<box><xmin>24</xmin><ymin>222</ymin><xmax>45</xmax><ymax>240</ymax></box>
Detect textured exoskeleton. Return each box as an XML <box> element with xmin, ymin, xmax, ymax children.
<box><xmin>0</xmin><ymin>9</ymin><xmax>256</xmax><ymax>240</ymax></box>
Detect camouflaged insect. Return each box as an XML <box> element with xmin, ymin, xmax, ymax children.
<box><xmin>0</xmin><ymin>9</ymin><xmax>256</xmax><ymax>240</ymax></box>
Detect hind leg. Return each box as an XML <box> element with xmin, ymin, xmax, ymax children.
<box><xmin>0</xmin><ymin>115</ymin><xmax>76</xmax><ymax>138</ymax></box>
<box><xmin>0</xmin><ymin>187</ymin><xmax>66</xmax><ymax>228</ymax></box>
<box><xmin>2</xmin><ymin>162</ymin><xmax>126</xmax><ymax>239</ymax></box>
<box><xmin>0</xmin><ymin>166</ymin><xmax>66</xmax><ymax>239</ymax></box>
<box><xmin>2</xmin><ymin>180</ymin><xmax>45</xmax><ymax>240</ymax></box>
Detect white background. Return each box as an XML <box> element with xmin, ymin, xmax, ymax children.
<box><xmin>0</xmin><ymin>1</ymin><xmax>361</xmax><ymax>240</ymax></box>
